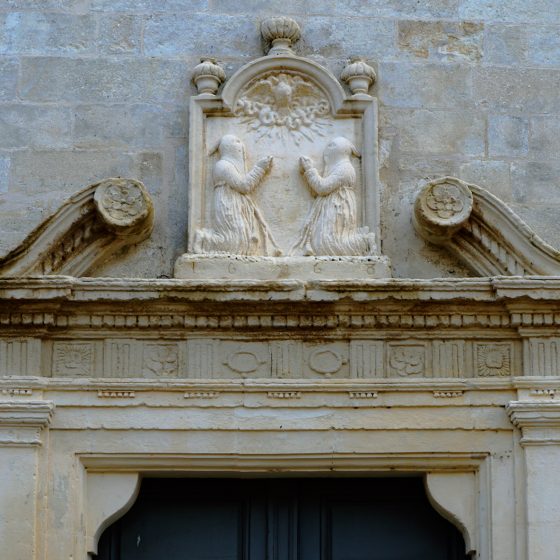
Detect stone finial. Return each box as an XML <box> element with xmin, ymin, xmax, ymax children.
<box><xmin>340</xmin><ymin>57</ymin><xmax>376</xmax><ymax>95</ymax></box>
<box><xmin>192</xmin><ymin>58</ymin><xmax>226</xmax><ymax>95</ymax></box>
<box><xmin>261</xmin><ymin>16</ymin><xmax>301</xmax><ymax>56</ymax></box>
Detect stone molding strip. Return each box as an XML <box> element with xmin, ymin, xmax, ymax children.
<box><xmin>414</xmin><ymin>177</ymin><xmax>560</xmax><ymax>276</ymax></box>
<box><xmin>0</xmin><ymin>178</ymin><xmax>153</xmax><ymax>277</ymax></box>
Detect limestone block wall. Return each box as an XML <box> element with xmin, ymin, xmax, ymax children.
<box><xmin>0</xmin><ymin>0</ymin><xmax>559</xmax><ymax>277</ymax></box>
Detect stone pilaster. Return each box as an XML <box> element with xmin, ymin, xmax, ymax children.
<box><xmin>0</xmin><ymin>401</ymin><xmax>54</xmax><ymax>560</ymax></box>
<box><xmin>508</xmin><ymin>401</ymin><xmax>560</xmax><ymax>560</ymax></box>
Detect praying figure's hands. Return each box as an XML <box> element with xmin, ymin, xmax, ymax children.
<box><xmin>299</xmin><ymin>156</ymin><xmax>313</xmax><ymax>174</ymax></box>
<box><xmin>256</xmin><ymin>156</ymin><xmax>273</xmax><ymax>173</ymax></box>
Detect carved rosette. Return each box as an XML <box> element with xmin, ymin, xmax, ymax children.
<box><xmin>261</xmin><ymin>16</ymin><xmax>301</xmax><ymax>55</ymax></box>
<box><xmin>414</xmin><ymin>177</ymin><xmax>473</xmax><ymax>243</ymax></box>
<box><xmin>340</xmin><ymin>58</ymin><xmax>376</xmax><ymax>95</ymax></box>
<box><xmin>192</xmin><ymin>57</ymin><xmax>226</xmax><ymax>95</ymax></box>
<box><xmin>94</xmin><ymin>178</ymin><xmax>152</xmax><ymax>233</ymax></box>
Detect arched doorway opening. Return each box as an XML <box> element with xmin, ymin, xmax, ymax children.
<box><xmin>97</xmin><ymin>477</ymin><xmax>467</xmax><ymax>559</ymax></box>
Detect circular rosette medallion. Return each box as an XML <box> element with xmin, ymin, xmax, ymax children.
<box><xmin>94</xmin><ymin>178</ymin><xmax>152</xmax><ymax>232</ymax></box>
<box><xmin>414</xmin><ymin>177</ymin><xmax>474</xmax><ymax>242</ymax></box>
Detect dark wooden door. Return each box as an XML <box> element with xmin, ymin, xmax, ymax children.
<box><xmin>97</xmin><ymin>478</ymin><xmax>467</xmax><ymax>560</ymax></box>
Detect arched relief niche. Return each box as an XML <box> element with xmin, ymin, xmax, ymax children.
<box><xmin>175</xmin><ymin>16</ymin><xmax>390</xmax><ymax>280</ymax></box>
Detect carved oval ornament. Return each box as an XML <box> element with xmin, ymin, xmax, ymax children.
<box><xmin>94</xmin><ymin>179</ymin><xmax>151</xmax><ymax>230</ymax></box>
<box><xmin>224</xmin><ymin>351</ymin><xmax>265</xmax><ymax>374</ymax></box>
<box><xmin>234</xmin><ymin>72</ymin><xmax>331</xmax><ymax>145</ymax></box>
<box><xmin>308</xmin><ymin>348</ymin><xmax>345</xmax><ymax>375</ymax></box>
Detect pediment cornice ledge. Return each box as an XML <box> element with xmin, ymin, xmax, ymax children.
<box><xmin>415</xmin><ymin>177</ymin><xmax>560</xmax><ymax>277</ymax></box>
<box><xmin>0</xmin><ymin>178</ymin><xmax>154</xmax><ymax>278</ymax></box>
<box><xmin>2</xmin><ymin>275</ymin><xmax>560</xmax><ymax>302</ymax></box>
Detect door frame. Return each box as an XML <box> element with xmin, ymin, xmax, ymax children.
<box><xmin>80</xmin><ymin>451</ymin><xmax>490</xmax><ymax>559</ymax></box>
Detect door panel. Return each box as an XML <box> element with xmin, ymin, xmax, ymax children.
<box><xmin>97</xmin><ymin>478</ymin><xmax>467</xmax><ymax>560</ymax></box>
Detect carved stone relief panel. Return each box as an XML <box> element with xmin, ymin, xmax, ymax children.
<box><xmin>387</xmin><ymin>341</ymin><xmax>429</xmax><ymax>378</ymax></box>
<box><xmin>52</xmin><ymin>341</ymin><xmax>97</xmax><ymax>377</ymax></box>
<box><xmin>474</xmin><ymin>343</ymin><xmax>513</xmax><ymax>377</ymax></box>
<box><xmin>175</xmin><ymin>16</ymin><xmax>390</xmax><ymax>280</ymax></box>
<box><xmin>141</xmin><ymin>343</ymin><xmax>184</xmax><ymax>378</ymax></box>
<box><xmin>303</xmin><ymin>342</ymin><xmax>350</xmax><ymax>378</ymax></box>
<box><xmin>218</xmin><ymin>341</ymin><xmax>271</xmax><ymax>378</ymax></box>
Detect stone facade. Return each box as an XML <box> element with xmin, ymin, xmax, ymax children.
<box><xmin>2</xmin><ymin>3</ymin><xmax>560</xmax><ymax>560</ymax></box>
<box><xmin>1</xmin><ymin>0</ymin><xmax>560</xmax><ymax>278</ymax></box>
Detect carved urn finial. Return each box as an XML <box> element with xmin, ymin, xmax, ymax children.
<box><xmin>261</xmin><ymin>16</ymin><xmax>301</xmax><ymax>56</ymax></box>
<box><xmin>192</xmin><ymin>57</ymin><xmax>226</xmax><ymax>95</ymax></box>
<box><xmin>340</xmin><ymin>57</ymin><xmax>376</xmax><ymax>95</ymax></box>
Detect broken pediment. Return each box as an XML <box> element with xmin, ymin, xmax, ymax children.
<box><xmin>0</xmin><ymin>178</ymin><xmax>153</xmax><ymax>277</ymax></box>
<box><xmin>414</xmin><ymin>176</ymin><xmax>560</xmax><ymax>276</ymax></box>
<box><xmin>174</xmin><ymin>16</ymin><xmax>391</xmax><ymax>280</ymax></box>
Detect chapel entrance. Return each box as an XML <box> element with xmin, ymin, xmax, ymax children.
<box><xmin>97</xmin><ymin>477</ymin><xmax>467</xmax><ymax>560</ymax></box>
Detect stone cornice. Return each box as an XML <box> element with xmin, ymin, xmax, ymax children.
<box><xmin>1</xmin><ymin>276</ymin><xmax>560</xmax><ymax>306</ymax></box>
<box><xmin>2</xmin><ymin>277</ymin><xmax>560</xmax><ymax>381</ymax></box>
<box><xmin>507</xmin><ymin>401</ymin><xmax>560</xmax><ymax>445</ymax></box>
<box><xmin>0</xmin><ymin>401</ymin><xmax>54</xmax><ymax>427</ymax></box>
<box><xmin>0</xmin><ymin>401</ymin><xmax>54</xmax><ymax>446</ymax></box>
<box><xmin>507</xmin><ymin>401</ymin><xmax>560</xmax><ymax>428</ymax></box>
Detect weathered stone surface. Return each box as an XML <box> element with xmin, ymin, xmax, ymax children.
<box><xmin>0</xmin><ymin>11</ymin><xmax>96</xmax><ymax>55</ymax></box>
<box><xmin>386</xmin><ymin>109</ymin><xmax>485</xmax><ymax>156</ymax></box>
<box><xmin>526</xmin><ymin>26</ymin><xmax>560</xmax><ymax>67</ymax></box>
<box><xmin>98</xmin><ymin>14</ymin><xmax>143</xmax><ymax>54</ymax></box>
<box><xmin>510</xmin><ymin>203</ymin><xmax>560</xmax><ymax>248</ymax></box>
<box><xmin>459</xmin><ymin>0</ymin><xmax>560</xmax><ymax>24</ymax></box>
<box><xmin>474</xmin><ymin>68</ymin><xmax>560</xmax><ymax>114</ymax></box>
<box><xmin>0</xmin><ymin>58</ymin><xmax>18</xmax><ymax>101</ymax></box>
<box><xmin>0</xmin><ymin>0</ymin><xmax>89</xmax><ymax>12</ymax></box>
<box><xmin>512</xmin><ymin>162</ymin><xmax>560</xmax><ymax>204</ymax></box>
<box><xmin>0</xmin><ymin>156</ymin><xmax>10</xmax><ymax>194</ymax></box>
<box><xmin>144</xmin><ymin>14</ymin><xmax>261</xmax><ymax>58</ymax></box>
<box><xmin>529</xmin><ymin>117</ymin><xmax>560</xmax><ymax>159</ymax></box>
<box><xmin>483</xmin><ymin>25</ymin><xmax>526</xmax><ymax>65</ymax></box>
<box><xmin>9</xmin><ymin>150</ymin><xmax>136</xmax><ymax>194</ymax></box>
<box><xmin>0</xmin><ymin>105</ymin><xmax>72</xmax><ymax>149</ymax></box>
<box><xmin>20</xmin><ymin>57</ymin><xmax>191</xmax><ymax>103</ymax></box>
<box><xmin>459</xmin><ymin>160</ymin><xmax>512</xmax><ymax>201</ymax></box>
<box><xmin>73</xmin><ymin>104</ymin><xmax>187</xmax><ymax>149</ymax></box>
<box><xmin>488</xmin><ymin>115</ymin><xmax>528</xmax><ymax>158</ymax></box>
<box><xmin>398</xmin><ymin>20</ymin><xmax>483</xmax><ymax>62</ymax></box>
<box><xmin>379</xmin><ymin>62</ymin><xmax>473</xmax><ymax>109</ymax></box>
<box><xmin>344</xmin><ymin>0</ymin><xmax>462</xmax><ymax>19</ymax></box>
<box><xmin>299</xmin><ymin>17</ymin><xmax>396</xmax><ymax>59</ymax></box>
<box><xmin>90</xmin><ymin>0</ymin><xmax>208</xmax><ymax>11</ymax></box>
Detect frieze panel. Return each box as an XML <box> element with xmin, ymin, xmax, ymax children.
<box><xmin>52</xmin><ymin>341</ymin><xmax>96</xmax><ymax>377</ymax></box>
<box><xmin>433</xmin><ymin>340</ymin><xmax>466</xmax><ymax>378</ymax></box>
<box><xmin>526</xmin><ymin>338</ymin><xmax>560</xmax><ymax>376</ymax></box>
<box><xmin>0</xmin><ymin>339</ymin><xmax>40</xmax><ymax>376</ymax></box>
<box><xmin>218</xmin><ymin>341</ymin><xmax>271</xmax><ymax>378</ymax></box>
<box><xmin>387</xmin><ymin>342</ymin><xmax>428</xmax><ymax>378</ymax></box>
<box><xmin>0</xmin><ymin>335</ymin><xmax>527</xmax><ymax>379</ymax></box>
<box><xmin>350</xmin><ymin>341</ymin><xmax>384</xmax><ymax>378</ymax></box>
<box><xmin>187</xmin><ymin>339</ymin><xmax>217</xmax><ymax>378</ymax></box>
<box><xmin>304</xmin><ymin>342</ymin><xmax>349</xmax><ymax>378</ymax></box>
<box><xmin>141</xmin><ymin>343</ymin><xmax>182</xmax><ymax>378</ymax></box>
<box><xmin>271</xmin><ymin>341</ymin><xmax>303</xmax><ymax>378</ymax></box>
<box><xmin>475</xmin><ymin>343</ymin><xmax>512</xmax><ymax>377</ymax></box>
